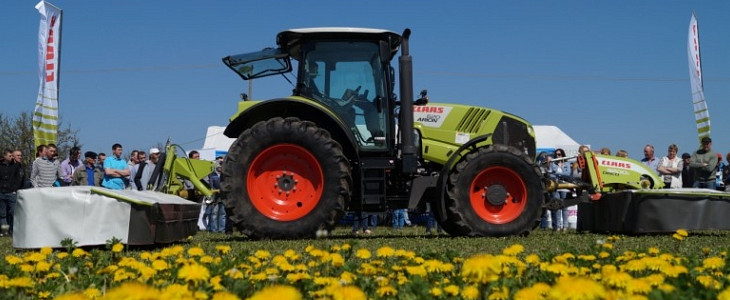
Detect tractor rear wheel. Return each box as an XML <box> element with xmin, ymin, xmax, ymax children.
<box><xmin>443</xmin><ymin>144</ymin><xmax>543</xmax><ymax>236</ymax></box>
<box><xmin>221</xmin><ymin>117</ymin><xmax>351</xmax><ymax>239</ymax></box>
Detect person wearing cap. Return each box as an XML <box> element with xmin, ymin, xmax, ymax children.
<box><xmin>130</xmin><ymin>148</ymin><xmax>161</xmax><ymax>191</ymax></box>
<box><xmin>689</xmin><ymin>136</ymin><xmax>719</xmax><ymax>189</ymax></box>
<box><xmin>71</xmin><ymin>151</ymin><xmax>103</xmax><ymax>186</ymax></box>
<box><xmin>681</xmin><ymin>152</ymin><xmax>694</xmax><ymax>188</ymax></box>
<box><xmin>657</xmin><ymin>144</ymin><xmax>683</xmax><ymax>189</ymax></box>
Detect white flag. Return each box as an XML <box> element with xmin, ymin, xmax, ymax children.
<box><xmin>687</xmin><ymin>13</ymin><xmax>710</xmax><ymax>140</ymax></box>
<box><xmin>33</xmin><ymin>1</ymin><xmax>62</xmax><ymax>147</ymax></box>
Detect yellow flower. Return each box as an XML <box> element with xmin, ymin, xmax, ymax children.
<box><xmin>672</xmin><ymin>233</ymin><xmax>684</xmax><ymax>241</ymax></box>
<box><xmin>200</xmin><ymin>255</ymin><xmax>214</xmax><ymax>264</ymax></box>
<box><xmin>248</xmin><ymin>285</ymin><xmax>302</xmax><ymax>300</ymax></box>
<box><xmin>216</xmin><ymin>245</ymin><xmax>232</xmax><ymax>254</ymax></box>
<box><xmin>5</xmin><ymin>255</ymin><xmax>23</xmax><ymax>265</ymax></box>
<box><xmin>35</xmin><ymin>261</ymin><xmax>52</xmax><ymax>272</ymax></box>
<box><xmin>224</xmin><ymin>268</ymin><xmax>244</xmax><ymax>279</ymax></box>
<box><xmin>702</xmin><ymin>256</ymin><xmax>725</xmax><ymax>270</ymax></box>
<box><xmin>376</xmin><ymin>246</ymin><xmax>395</xmax><ymax>258</ymax></box>
<box><xmin>111</xmin><ymin>243</ymin><xmax>124</xmax><ymax>253</ymax></box>
<box><xmin>54</xmin><ymin>292</ymin><xmax>85</xmax><ymax>300</ymax></box>
<box><xmin>430</xmin><ymin>287</ymin><xmax>443</xmax><ymax>297</ymax></box>
<box><xmin>697</xmin><ymin>275</ymin><xmax>722</xmax><ymax>289</ymax></box>
<box><xmin>443</xmin><ymin>284</ymin><xmax>460</xmax><ymax>296</ymax></box>
<box><xmin>330</xmin><ymin>253</ymin><xmax>345</xmax><ymax>267</ymax></box>
<box><xmin>488</xmin><ymin>286</ymin><xmax>509</xmax><ymax>300</ymax></box>
<box><xmin>152</xmin><ymin>259</ymin><xmax>169</xmax><ymax>271</ymax></box>
<box><xmin>212</xmin><ymin>291</ymin><xmax>241</xmax><ymax>300</ymax></box>
<box><xmin>38</xmin><ymin>291</ymin><xmax>51</xmax><ymax>299</ymax></box>
<box><xmin>57</xmin><ymin>252</ymin><xmax>68</xmax><ymax>259</ymax></box>
<box><xmin>502</xmin><ymin>244</ymin><xmax>524</xmax><ymax>256</ymax></box>
<box><xmin>625</xmin><ymin>278</ymin><xmax>653</xmax><ymax>294</ymax></box>
<box><xmin>40</xmin><ymin>247</ymin><xmax>53</xmax><ymax>255</ymax></box>
<box><xmin>376</xmin><ymin>286</ymin><xmax>397</xmax><ymax>297</ymax></box>
<box><xmin>548</xmin><ymin>276</ymin><xmax>605</xmax><ymax>300</ymax></box>
<box><xmin>328</xmin><ymin>285</ymin><xmax>366</xmax><ymax>300</ymax></box>
<box><xmin>160</xmin><ymin>283</ymin><xmax>193</xmax><ymax>299</ymax></box>
<box><xmin>525</xmin><ymin>254</ymin><xmax>541</xmax><ymax>265</ymax></box>
<box><xmin>676</xmin><ymin>229</ymin><xmax>688</xmax><ymax>237</ymax></box>
<box><xmin>461</xmin><ymin>254</ymin><xmax>502</xmax><ymax>284</ymax></box>
<box><xmin>188</xmin><ymin>246</ymin><xmax>205</xmax><ymax>257</ymax></box>
<box><xmin>24</xmin><ymin>252</ymin><xmax>46</xmax><ymax>262</ymax></box>
<box><xmin>6</xmin><ymin>277</ymin><xmax>34</xmax><ymax>288</ymax></box>
<box><xmin>405</xmin><ymin>265</ymin><xmax>427</xmax><ymax>277</ymax></box>
<box><xmin>718</xmin><ymin>287</ymin><xmax>730</xmax><ymax>300</ymax></box>
<box><xmin>461</xmin><ymin>285</ymin><xmax>480</xmax><ymax>300</ymax></box>
<box><xmin>254</xmin><ymin>250</ymin><xmax>271</xmax><ymax>260</ymax></box>
<box><xmin>648</xmin><ymin>247</ymin><xmax>660</xmax><ymax>255</ymax></box>
<box><xmin>177</xmin><ymin>263</ymin><xmax>211</xmax><ymax>285</ymax></box>
<box><xmin>83</xmin><ymin>287</ymin><xmax>102</xmax><ymax>299</ymax></box>
<box><xmin>355</xmin><ymin>249</ymin><xmax>372</xmax><ymax>259</ymax></box>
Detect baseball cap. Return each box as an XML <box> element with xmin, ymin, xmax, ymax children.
<box><xmin>84</xmin><ymin>151</ymin><xmax>97</xmax><ymax>159</ymax></box>
<box><xmin>681</xmin><ymin>152</ymin><xmax>691</xmax><ymax>159</ymax></box>
<box><xmin>701</xmin><ymin>136</ymin><xmax>712</xmax><ymax>144</ymax></box>
<box><xmin>149</xmin><ymin>148</ymin><xmax>160</xmax><ymax>154</ymax></box>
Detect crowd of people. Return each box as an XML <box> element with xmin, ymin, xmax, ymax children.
<box><xmin>0</xmin><ymin>143</ymin><xmax>227</xmax><ymax>237</ymax></box>
<box><xmin>541</xmin><ymin>136</ymin><xmax>730</xmax><ymax>232</ymax></box>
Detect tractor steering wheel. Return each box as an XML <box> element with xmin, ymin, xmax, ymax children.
<box><xmin>339</xmin><ymin>86</ymin><xmax>362</xmax><ymax>107</ymax></box>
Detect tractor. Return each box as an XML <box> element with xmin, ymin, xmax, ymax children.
<box><xmin>220</xmin><ymin>28</ymin><xmax>545</xmax><ymax>239</ymax></box>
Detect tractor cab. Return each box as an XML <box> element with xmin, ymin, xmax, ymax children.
<box><xmin>224</xmin><ymin>28</ymin><xmax>403</xmax><ymax>152</ymax></box>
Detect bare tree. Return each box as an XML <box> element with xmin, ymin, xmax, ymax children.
<box><xmin>0</xmin><ymin>111</ymin><xmax>80</xmax><ymax>174</ymax></box>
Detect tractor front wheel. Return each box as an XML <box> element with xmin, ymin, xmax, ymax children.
<box><xmin>221</xmin><ymin>117</ymin><xmax>351</xmax><ymax>239</ymax></box>
<box><xmin>443</xmin><ymin>144</ymin><xmax>544</xmax><ymax>236</ymax></box>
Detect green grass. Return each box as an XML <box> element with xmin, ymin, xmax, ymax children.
<box><xmin>4</xmin><ymin>225</ymin><xmax>726</xmax><ymax>258</ymax></box>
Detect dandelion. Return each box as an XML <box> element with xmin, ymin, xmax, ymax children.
<box><xmin>111</xmin><ymin>243</ymin><xmax>124</xmax><ymax>253</ymax></box>
<box><xmin>702</xmin><ymin>256</ymin><xmax>725</xmax><ymax>270</ymax></box>
<box><xmin>672</xmin><ymin>233</ymin><xmax>684</xmax><ymax>241</ymax></box>
<box><xmin>696</xmin><ymin>275</ymin><xmax>722</xmax><ymax>289</ymax></box>
<box><xmin>461</xmin><ymin>254</ymin><xmax>502</xmax><ymax>283</ymax></box>
<box><xmin>430</xmin><ymin>287</ymin><xmax>443</xmax><ymax>297</ymax></box>
<box><xmin>488</xmin><ymin>286</ymin><xmax>509</xmax><ymax>300</ymax></box>
<box><xmin>224</xmin><ymin>268</ymin><xmax>244</xmax><ymax>279</ymax></box>
<box><xmin>215</xmin><ymin>245</ymin><xmax>232</xmax><ymax>254</ymax></box>
<box><xmin>83</xmin><ymin>287</ymin><xmax>102</xmax><ymax>299</ymax></box>
<box><xmin>355</xmin><ymin>249</ymin><xmax>372</xmax><ymax>259</ymax></box>
<box><xmin>254</xmin><ymin>250</ymin><xmax>271</xmax><ymax>260</ymax></box>
<box><xmin>72</xmin><ymin>248</ymin><xmax>88</xmax><ymax>258</ymax></box>
<box><xmin>160</xmin><ymin>283</ymin><xmax>194</xmax><ymax>298</ymax></box>
<box><xmin>328</xmin><ymin>285</ymin><xmax>367</xmax><ymax>300</ymax></box>
<box><xmin>152</xmin><ymin>259</ymin><xmax>169</xmax><ymax>271</ymax></box>
<box><xmin>177</xmin><ymin>263</ymin><xmax>211</xmax><ymax>285</ymax></box>
<box><xmin>625</xmin><ymin>278</ymin><xmax>653</xmax><ymax>294</ymax></box>
<box><xmin>719</xmin><ymin>287</ymin><xmax>730</xmax><ymax>300</ymax></box>
<box><xmin>212</xmin><ymin>291</ymin><xmax>241</xmax><ymax>300</ymax></box>
<box><xmin>676</xmin><ymin>229</ymin><xmax>688</xmax><ymax>237</ymax></box>
<box><xmin>549</xmin><ymin>276</ymin><xmax>605</xmax><ymax>300</ymax></box>
<box><xmin>5</xmin><ymin>255</ymin><xmax>23</xmax><ymax>265</ymax></box>
<box><xmin>443</xmin><ymin>284</ymin><xmax>460</xmax><ymax>296</ymax></box>
<box><xmin>187</xmin><ymin>246</ymin><xmax>205</xmax><ymax>257</ymax></box>
<box><xmin>376</xmin><ymin>246</ymin><xmax>395</xmax><ymax>258</ymax></box>
<box><xmin>376</xmin><ymin>286</ymin><xmax>397</xmax><ymax>297</ymax></box>
<box><xmin>502</xmin><ymin>244</ymin><xmax>524</xmax><ymax>256</ymax></box>
<box><xmin>461</xmin><ymin>285</ymin><xmax>479</xmax><ymax>300</ymax></box>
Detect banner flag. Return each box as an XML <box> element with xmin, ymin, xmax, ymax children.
<box><xmin>33</xmin><ymin>1</ymin><xmax>62</xmax><ymax>148</ymax></box>
<box><xmin>687</xmin><ymin>13</ymin><xmax>710</xmax><ymax>141</ymax></box>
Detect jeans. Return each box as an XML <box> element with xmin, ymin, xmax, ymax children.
<box><xmin>204</xmin><ymin>202</ymin><xmax>226</xmax><ymax>233</ymax></box>
<box><xmin>694</xmin><ymin>180</ymin><xmax>716</xmax><ymax>190</ymax></box>
<box><xmin>392</xmin><ymin>209</ymin><xmax>407</xmax><ymax>229</ymax></box>
<box><xmin>352</xmin><ymin>211</ymin><xmax>370</xmax><ymax>233</ymax></box>
<box><xmin>426</xmin><ymin>211</ymin><xmax>442</xmax><ymax>234</ymax></box>
<box><xmin>0</xmin><ymin>192</ymin><xmax>17</xmax><ymax>234</ymax></box>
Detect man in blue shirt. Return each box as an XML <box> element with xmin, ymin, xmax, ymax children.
<box><xmin>641</xmin><ymin>144</ymin><xmax>660</xmax><ymax>175</ymax></box>
<box><xmin>101</xmin><ymin>143</ymin><xmax>130</xmax><ymax>190</ymax></box>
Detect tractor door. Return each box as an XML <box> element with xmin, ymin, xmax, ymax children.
<box><xmin>299</xmin><ymin>41</ymin><xmax>391</xmax><ymax>152</ymax></box>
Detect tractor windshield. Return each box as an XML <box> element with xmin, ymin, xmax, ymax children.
<box><xmin>299</xmin><ymin>41</ymin><xmax>389</xmax><ymax>151</ymax></box>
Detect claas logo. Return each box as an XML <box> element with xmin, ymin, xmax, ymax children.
<box><xmin>414</xmin><ymin>106</ymin><xmax>444</xmax><ymax>113</ymax></box>
<box><xmin>600</xmin><ymin>160</ymin><xmax>631</xmax><ymax>169</ymax></box>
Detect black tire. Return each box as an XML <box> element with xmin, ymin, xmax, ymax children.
<box><xmin>221</xmin><ymin>117</ymin><xmax>351</xmax><ymax>239</ymax></box>
<box><xmin>443</xmin><ymin>144</ymin><xmax>544</xmax><ymax>236</ymax></box>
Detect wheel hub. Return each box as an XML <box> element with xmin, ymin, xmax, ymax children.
<box><xmin>485</xmin><ymin>184</ymin><xmax>508</xmax><ymax>206</ymax></box>
<box><xmin>276</xmin><ymin>172</ymin><xmax>298</xmax><ymax>195</ymax></box>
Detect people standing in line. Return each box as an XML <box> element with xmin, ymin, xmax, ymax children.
<box><xmin>59</xmin><ymin>146</ymin><xmax>83</xmax><ymax>186</ymax></box>
<box><xmin>657</xmin><ymin>144</ymin><xmax>683</xmax><ymax>189</ymax></box>
<box><xmin>548</xmin><ymin>148</ymin><xmax>570</xmax><ymax>231</ymax></box>
<box><xmin>0</xmin><ymin>149</ymin><xmax>23</xmax><ymax>237</ymax></box>
<box><xmin>690</xmin><ymin>137</ymin><xmax>718</xmax><ymax>189</ymax></box>
<box><xmin>681</xmin><ymin>152</ymin><xmax>694</xmax><ymax>188</ymax></box>
<box><xmin>616</xmin><ymin>150</ymin><xmax>629</xmax><ymax>158</ymax></box>
<box><xmin>30</xmin><ymin>144</ymin><xmax>61</xmax><ymax>188</ymax></box>
<box><xmin>72</xmin><ymin>151</ymin><xmax>103</xmax><ymax>186</ymax></box>
<box><xmin>641</xmin><ymin>145</ymin><xmax>660</xmax><ymax>175</ymax></box>
<box><xmin>101</xmin><ymin>144</ymin><xmax>130</xmax><ymax>190</ymax></box>
<box><xmin>12</xmin><ymin>149</ymin><xmax>30</xmax><ymax>189</ymax></box>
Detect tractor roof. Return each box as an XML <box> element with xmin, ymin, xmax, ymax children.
<box><xmin>277</xmin><ymin>27</ymin><xmax>402</xmax><ymax>59</ymax></box>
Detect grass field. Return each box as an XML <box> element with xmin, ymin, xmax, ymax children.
<box><xmin>2</xmin><ymin>225</ymin><xmax>730</xmax><ymax>299</ymax></box>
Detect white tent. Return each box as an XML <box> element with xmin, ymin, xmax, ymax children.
<box><xmin>197</xmin><ymin>126</ymin><xmax>236</xmax><ymax>161</ymax></box>
<box><xmin>534</xmin><ymin>125</ymin><xmax>583</xmax><ymax>157</ymax></box>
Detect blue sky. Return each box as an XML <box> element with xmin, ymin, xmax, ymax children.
<box><xmin>1</xmin><ymin>1</ymin><xmax>729</xmax><ymax>161</ymax></box>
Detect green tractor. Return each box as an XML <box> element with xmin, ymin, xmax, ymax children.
<box><xmin>220</xmin><ymin>28</ymin><xmax>544</xmax><ymax>239</ymax></box>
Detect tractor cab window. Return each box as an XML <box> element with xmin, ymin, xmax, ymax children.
<box><xmin>300</xmin><ymin>41</ymin><xmax>389</xmax><ymax>151</ymax></box>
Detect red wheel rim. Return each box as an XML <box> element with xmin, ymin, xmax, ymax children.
<box><xmin>469</xmin><ymin>166</ymin><xmax>527</xmax><ymax>224</ymax></box>
<box><xmin>247</xmin><ymin>144</ymin><xmax>323</xmax><ymax>221</ymax></box>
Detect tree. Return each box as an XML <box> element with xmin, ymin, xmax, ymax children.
<box><xmin>0</xmin><ymin>111</ymin><xmax>80</xmax><ymax>174</ymax></box>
